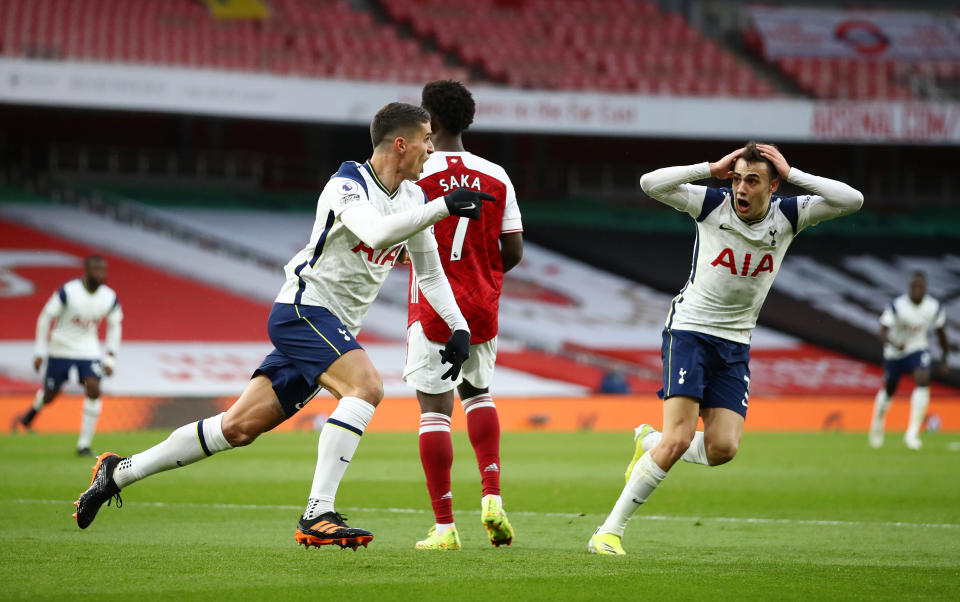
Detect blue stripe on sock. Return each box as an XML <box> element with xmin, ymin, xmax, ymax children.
<box><xmin>197</xmin><ymin>420</ymin><xmax>212</xmax><ymax>457</ymax></box>
<box><xmin>326</xmin><ymin>418</ymin><xmax>363</xmax><ymax>436</ymax></box>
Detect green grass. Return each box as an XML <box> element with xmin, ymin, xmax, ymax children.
<box><xmin>2</xmin><ymin>431</ymin><xmax>959</xmax><ymax>600</ymax></box>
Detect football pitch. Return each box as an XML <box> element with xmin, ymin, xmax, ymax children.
<box><xmin>2</xmin><ymin>430</ymin><xmax>958</xmax><ymax>600</ymax></box>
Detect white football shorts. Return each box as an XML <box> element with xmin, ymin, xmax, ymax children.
<box><xmin>402</xmin><ymin>321</ymin><xmax>497</xmax><ymax>394</ymax></box>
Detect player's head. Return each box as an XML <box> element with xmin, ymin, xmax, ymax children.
<box><xmin>370</xmin><ymin>102</ymin><xmax>434</xmax><ymax>180</ymax></box>
<box><xmin>732</xmin><ymin>141</ymin><xmax>780</xmax><ymax>222</ymax></box>
<box><xmin>421</xmin><ymin>80</ymin><xmax>475</xmax><ymax>137</ymax></box>
<box><xmin>84</xmin><ymin>255</ymin><xmax>107</xmax><ymax>288</ymax></box>
<box><xmin>909</xmin><ymin>271</ymin><xmax>926</xmax><ymax>303</ymax></box>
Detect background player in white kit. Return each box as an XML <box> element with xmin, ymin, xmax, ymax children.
<box><xmin>14</xmin><ymin>255</ymin><xmax>122</xmax><ymax>457</ymax></box>
<box><xmin>869</xmin><ymin>272</ymin><xmax>949</xmax><ymax>450</ymax></box>
<box><xmin>589</xmin><ymin>142</ymin><xmax>864</xmax><ymax>555</ymax></box>
<box><xmin>403</xmin><ymin>81</ymin><xmax>523</xmax><ymax>550</ymax></box>
<box><xmin>73</xmin><ymin>102</ymin><xmax>493</xmax><ymax>550</ymax></box>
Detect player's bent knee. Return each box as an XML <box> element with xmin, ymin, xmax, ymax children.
<box><xmin>84</xmin><ymin>380</ymin><xmax>101</xmax><ymax>398</ymax></box>
<box><xmin>220</xmin><ymin>420</ymin><xmax>260</xmax><ymax>447</ymax></box>
<box><xmin>348</xmin><ymin>373</ymin><xmax>384</xmax><ymax>405</ymax></box>
<box><xmin>659</xmin><ymin>436</ymin><xmax>695</xmax><ymax>463</ymax></box>
<box><xmin>706</xmin><ymin>440</ymin><xmax>739</xmax><ymax>465</ymax></box>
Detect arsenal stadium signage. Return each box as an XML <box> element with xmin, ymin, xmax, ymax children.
<box><xmin>1</xmin><ymin>58</ymin><xmax>958</xmax><ymax>144</ymax></box>
<box><xmin>749</xmin><ymin>7</ymin><xmax>960</xmax><ymax>60</ymax></box>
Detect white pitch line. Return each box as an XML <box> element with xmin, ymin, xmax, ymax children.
<box><xmin>10</xmin><ymin>498</ymin><xmax>960</xmax><ymax>530</ymax></box>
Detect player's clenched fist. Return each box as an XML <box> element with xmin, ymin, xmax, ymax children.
<box><xmin>444</xmin><ymin>188</ymin><xmax>495</xmax><ymax>219</ymax></box>
<box><xmin>439</xmin><ymin>329</ymin><xmax>471</xmax><ymax>380</ymax></box>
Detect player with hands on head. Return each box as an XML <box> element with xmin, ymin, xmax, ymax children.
<box><xmin>403</xmin><ymin>80</ymin><xmax>523</xmax><ymax>551</ymax></box>
<box><xmin>73</xmin><ymin>102</ymin><xmax>479</xmax><ymax>551</ymax></box>
<box><xmin>14</xmin><ymin>255</ymin><xmax>122</xmax><ymax>457</ymax></box>
<box><xmin>589</xmin><ymin>141</ymin><xmax>863</xmax><ymax>555</ymax></box>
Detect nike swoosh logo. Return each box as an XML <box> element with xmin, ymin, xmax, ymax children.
<box><xmin>632</xmin><ymin>498</ymin><xmax>642</xmax><ymax>504</ymax></box>
<box><xmin>339</xmin><ymin>456</ymin><xmax>350</xmax><ymax>463</ymax></box>
<box><xmin>741</xmin><ymin>400</ymin><xmax>748</xmax><ymax>407</ymax></box>
<box><xmin>462</xmin><ymin>203</ymin><xmax>475</xmax><ymax>210</ymax></box>
<box><xmin>719</xmin><ymin>224</ymin><xmax>736</xmax><ymax>231</ymax></box>
<box><xmin>176</xmin><ymin>460</ymin><xmax>184</xmax><ymax>467</ymax></box>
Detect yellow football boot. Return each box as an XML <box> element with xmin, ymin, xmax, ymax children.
<box><xmin>625</xmin><ymin>424</ymin><xmax>657</xmax><ymax>483</ymax></box>
<box><xmin>588</xmin><ymin>531</ymin><xmax>626</xmax><ymax>555</ymax></box>
<box><xmin>414</xmin><ymin>525</ymin><xmax>461</xmax><ymax>550</ymax></box>
<box><xmin>481</xmin><ymin>496</ymin><xmax>514</xmax><ymax>546</ymax></box>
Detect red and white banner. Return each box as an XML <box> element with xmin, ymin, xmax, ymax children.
<box><xmin>749</xmin><ymin>7</ymin><xmax>960</xmax><ymax>60</ymax></box>
<box><xmin>2</xmin><ymin>58</ymin><xmax>959</xmax><ymax>144</ymax></box>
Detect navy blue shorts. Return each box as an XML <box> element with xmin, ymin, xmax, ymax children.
<box><xmin>883</xmin><ymin>349</ymin><xmax>931</xmax><ymax>391</ymax></box>
<box><xmin>657</xmin><ymin>329</ymin><xmax>751</xmax><ymax>418</ymax></box>
<box><xmin>44</xmin><ymin>357</ymin><xmax>102</xmax><ymax>392</ymax></box>
<box><xmin>253</xmin><ymin>303</ymin><xmax>363</xmax><ymax>418</ymax></box>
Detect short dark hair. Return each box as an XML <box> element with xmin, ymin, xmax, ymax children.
<box><xmin>911</xmin><ymin>271</ymin><xmax>926</xmax><ymax>280</ymax></box>
<box><xmin>370</xmin><ymin>102</ymin><xmax>431</xmax><ymax>148</ymax></box>
<box><xmin>739</xmin><ymin>141</ymin><xmax>779</xmax><ymax>180</ymax></box>
<box><xmin>421</xmin><ymin>80</ymin><xmax>475</xmax><ymax>136</ymax></box>
<box><xmin>84</xmin><ymin>255</ymin><xmax>105</xmax><ymax>268</ymax></box>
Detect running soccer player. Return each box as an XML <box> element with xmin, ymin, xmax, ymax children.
<box><xmin>403</xmin><ymin>81</ymin><xmax>523</xmax><ymax>551</ymax></box>
<box><xmin>869</xmin><ymin>272</ymin><xmax>949</xmax><ymax>450</ymax></box>
<box><xmin>73</xmin><ymin>103</ymin><xmax>494</xmax><ymax>550</ymax></box>
<box><xmin>588</xmin><ymin>142</ymin><xmax>864</xmax><ymax>555</ymax></box>
<box><xmin>14</xmin><ymin>255</ymin><xmax>122</xmax><ymax>457</ymax></box>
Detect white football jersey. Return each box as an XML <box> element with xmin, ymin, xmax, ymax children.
<box><xmin>666</xmin><ymin>187</ymin><xmax>805</xmax><ymax>343</ymax></box>
<box><xmin>35</xmin><ymin>278</ymin><xmax>123</xmax><ymax>359</ymax></box>
<box><xmin>275</xmin><ymin>161</ymin><xmax>437</xmax><ymax>335</ymax></box>
<box><xmin>645</xmin><ymin>162</ymin><xmax>862</xmax><ymax>344</ymax></box>
<box><xmin>880</xmin><ymin>294</ymin><xmax>945</xmax><ymax>360</ymax></box>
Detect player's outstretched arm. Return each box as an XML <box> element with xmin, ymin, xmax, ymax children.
<box><xmin>339</xmin><ymin>187</ymin><xmax>492</xmax><ymax>249</ymax></box>
<box><xmin>639</xmin><ymin>148</ymin><xmax>742</xmax><ymax>216</ymax></box>
<box><xmin>408</xmin><ymin>244</ymin><xmax>471</xmax><ymax>380</ymax></box>
<box><xmin>757</xmin><ymin>144</ymin><xmax>864</xmax><ymax>228</ymax></box>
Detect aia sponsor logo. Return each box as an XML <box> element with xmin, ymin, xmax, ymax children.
<box><xmin>71</xmin><ymin>316</ymin><xmax>100</xmax><ymax>329</ymax></box>
<box><xmin>711</xmin><ymin>248</ymin><xmax>775</xmax><ymax>278</ymax></box>
<box><xmin>351</xmin><ymin>242</ymin><xmax>405</xmax><ymax>266</ymax></box>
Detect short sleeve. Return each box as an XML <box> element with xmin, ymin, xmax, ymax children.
<box><xmin>501</xmin><ymin>177</ymin><xmax>522</xmax><ymax>233</ymax></box>
<box><xmin>879</xmin><ymin>304</ymin><xmax>896</xmax><ymax>327</ymax></box>
<box><xmin>935</xmin><ymin>302</ymin><xmax>946</xmax><ymax>329</ymax></box>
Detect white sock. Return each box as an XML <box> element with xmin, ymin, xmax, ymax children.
<box><xmin>304</xmin><ymin>396</ymin><xmax>375</xmax><ymax>519</ymax></box>
<box><xmin>598</xmin><ymin>452</ymin><xmax>668</xmax><ymax>536</ymax></box>
<box><xmin>435</xmin><ymin>522</ymin><xmax>455</xmax><ymax>535</ymax></box>
<box><xmin>682</xmin><ymin>432</ymin><xmax>709</xmax><ymax>465</ymax></box>
<box><xmin>76</xmin><ymin>397</ymin><xmax>101</xmax><ymax>450</ymax></box>
<box><xmin>872</xmin><ymin>389</ymin><xmax>891</xmax><ymax>429</ymax></box>
<box><xmin>643</xmin><ymin>430</ymin><xmax>707</xmax><ymax>465</ymax></box>
<box><xmin>113</xmin><ymin>413</ymin><xmax>232</xmax><ymax>488</ymax></box>
<box><xmin>32</xmin><ymin>390</ymin><xmax>45</xmax><ymax>411</ymax></box>
<box><xmin>906</xmin><ymin>387</ymin><xmax>930</xmax><ymax>440</ymax></box>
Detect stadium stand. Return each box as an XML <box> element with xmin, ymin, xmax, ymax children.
<box><xmin>0</xmin><ymin>0</ymin><xmax>469</xmax><ymax>83</ymax></box>
<box><xmin>742</xmin><ymin>7</ymin><xmax>960</xmax><ymax>100</ymax></box>
<box><xmin>381</xmin><ymin>0</ymin><xmax>775</xmax><ymax>96</ymax></box>
<box><xmin>0</xmin><ymin>0</ymin><xmax>774</xmax><ymax>96</ymax></box>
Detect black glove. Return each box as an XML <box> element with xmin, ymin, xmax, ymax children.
<box><xmin>439</xmin><ymin>329</ymin><xmax>471</xmax><ymax>380</ymax></box>
<box><xmin>443</xmin><ymin>188</ymin><xmax>495</xmax><ymax>219</ymax></box>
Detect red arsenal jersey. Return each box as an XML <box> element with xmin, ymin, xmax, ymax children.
<box><xmin>409</xmin><ymin>152</ymin><xmax>522</xmax><ymax>344</ymax></box>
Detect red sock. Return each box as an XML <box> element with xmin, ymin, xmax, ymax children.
<box><xmin>462</xmin><ymin>394</ymin><xmax>501</xmax><ymax>496</ymax></box>
<box><xmin>419</xmin><ymin>412</ymin><xmax>453</xmax><ymax>524</ymax></box>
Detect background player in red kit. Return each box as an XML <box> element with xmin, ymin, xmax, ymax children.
<box><xmin>403</xmin><ymin>81</ymin><xmax>523</xmax><ymax>550</ymax></box>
